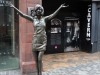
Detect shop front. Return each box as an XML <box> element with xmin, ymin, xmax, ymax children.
<box><xmin>0</xmin><ymin>0</ymin><xmax>19</xmax><ymax>70</ymax></box>
<box><xmin>1</xmin><ymin>0</ymin><xmax>100</xmax><ymax>74</ymax></box>
<box><xmin>17</xmin><ymin>0</ymin><xmax>99</xmax><ymax>74</ymax></box>
<box><xmin>42</xmin><ymin>0</ymin><xmax>92</xmax><ymax>54</ymax></box>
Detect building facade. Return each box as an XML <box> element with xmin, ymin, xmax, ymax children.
<box><xmin>0</xmin><ymin>0</ymin><xmax>100</xmax><ymax>75</ymax></box>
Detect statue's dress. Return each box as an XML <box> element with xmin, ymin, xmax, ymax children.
<box><xmin>32</xmin><ymin>17</ymin><xmax>47</xmax><ymax>51</ymax></box>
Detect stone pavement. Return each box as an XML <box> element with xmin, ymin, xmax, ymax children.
<box><xmin>0</xmin><ymin>60</ymin><xmax>100</xmax><ymax>75</ymax></box>
<box><xmin>42</xmin><ymin>51</ymin><xmax>100</xmax><ymax>75</ymax></box>
<box><xmin>43</xmin><ymin>51</ymin><xmax>100</xmax><ymax>71</ymax></box>
<box><xmin>0</xmin><ymin>51</ymin><xmax>100</xmax><ymax>75</ymax></box>
<box><xmin>0</xmin><ymin>70</ymin><xmax>21</xmax><ymax>75</ymax></box>
<box><xmin>43</xmin><ymin>60</ymin><xmax>100</xmax><ymax>75</ymax></box>
<box><xmin>0</xmin><ymin>70</ymin><xmax>38</xmax><ymax>75</ymax></box>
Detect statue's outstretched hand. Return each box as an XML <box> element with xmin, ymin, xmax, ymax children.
<box><xmin>60</xmin><ymin>3</ymin><xmax>69</xmax><ymax>8</ymax></box>
<box><xmin>8</xmin><ymin>2</ymin><xmax>14</xmax><ymax>8</ymax></box>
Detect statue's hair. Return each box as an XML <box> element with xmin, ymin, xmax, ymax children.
<box><xmin>34</xmin><ymin>4</ymin><xmax>44</xmax><ymax>15</ymax></box>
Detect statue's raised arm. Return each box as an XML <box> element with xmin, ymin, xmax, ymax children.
<box><xmin>45</xmin><ymin>3</ymin><xmax>69</xmax><ymax>21</ymax></box>
<box><xmin>9</xmin><ymin>2</ymin><xmax>33</xmax><ymax>22</ymax></box>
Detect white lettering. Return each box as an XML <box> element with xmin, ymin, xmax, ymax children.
<box><xmin>86</xmin><ymin>5</ymin><xmax>91</xmax><ymax>40</ymax></box>
<box><xmin>88</xmin><ymin>8</ymin><xmax>91</xmax><ymax>13</ymax></box>
<box><xmin>87</xmin><ymin>28</ymin><xmax>90</xmax><ymax>33</ymax></box>
<box><xmin>86</xmin><ymin>38</ymin><xmax>90</xmax><ymax>41</ymax></box>
<box><xmin>87</xmin><ymin>13</ymin><xmax>91</xmax><ymax>18</ymax></box>
<box><xmin>87</xmin><ymin>32</ymin><xmax>90</xmax><ymax>37</ymax></box>
<box><xmin>87</xmin><ymin>23</ymin><xmax>90</xmax><ymax>28</ymax></box>
<box><xmin>87</xmin><ymin>18</ymin><xmax>91</xmax><ymax>23</ymax></box>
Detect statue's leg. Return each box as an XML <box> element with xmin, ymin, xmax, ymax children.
<box><xmin>38</xmin><ymin>51</ymin><xmax>44</xmax><ymax>75</ymax></box>
<box><xmin>33</xmin><ymin>51</ymin><xmax>39</xmax><ymax>75</ymax></box>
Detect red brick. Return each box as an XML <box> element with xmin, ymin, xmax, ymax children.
<box><xmin>24</xmin><ymin>43</ymin><xmax>33</xmax><ymax>61</ymax></box>
<box><xmin>21</xmin><ymin>61</ymin><xmax>37</xmax><ymax>74</ymax></box>
<box><xmin>20</xmin><ymin>33</ymin><xmax>26</xmax><ymax>43</ymax></box>
<box><xmin>26</xmin><ymin>33</ymin><xmax>33</xmax><ymax>43</ymax></box>
<box><xmin>19</xmin><ymin>0</ymin><xmax>41</xmax><ymax>74</ymax></box>
<box><xmin>19</xmin><ymin>43</ymin><xmax>26</xmax><ymax>61</ymax></box>
<box><xmin>26</xmin><ymin>23</ymin><xmax>34</xmax><ymax>33</ymax></box>
<box><xmin>34</xmin><ymin>0</ymin><xmax>42</xmax><ymax>4</ymax></box>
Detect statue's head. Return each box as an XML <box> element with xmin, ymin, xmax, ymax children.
<box><xmin>34</xmin><ymin>4</ymin><xmax>44</xmax><ymax>16</ymax></box>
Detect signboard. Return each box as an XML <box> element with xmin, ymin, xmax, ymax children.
<box><xmin>86</xmin><ymin>4</ymin><xmax>91</xmax><ymax>41</ymax></box>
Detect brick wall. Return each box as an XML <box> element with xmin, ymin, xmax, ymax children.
<box><xmin>19</xmin><ymin>0</ymin><xmax>41</xmax><ymax>74</ymax></box>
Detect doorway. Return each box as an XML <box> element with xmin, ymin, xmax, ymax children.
<box><xmin>0</xmin><ymin>0</ymin><xmax>19</xmax><ymax>70</ymax></box>
<box><xmin>42</xmin><ymin>0</ymin><xmax>92</xmax><ymax>54</ymax></box>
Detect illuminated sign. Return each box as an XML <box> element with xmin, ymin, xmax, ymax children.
<box><xmin>86</xmin><ymin>5</ymin><xmax>91</xmax><ymax>41</ymax></box>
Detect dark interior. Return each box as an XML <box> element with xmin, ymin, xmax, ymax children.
<box><xmin>42</xmin><ymin>0</ymin><xmax>92</xmax><ymax>54</ymax></box>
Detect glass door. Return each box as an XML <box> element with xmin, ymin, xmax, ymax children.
<box><xmin>0</xmin><ymin>0</ymin><xmax>19</xmax><ymax>70</ymax></box>
<box><xmin>64</xmin><ymin>18</ymin><xmax>80</xmax><ymax>52</ymax></box>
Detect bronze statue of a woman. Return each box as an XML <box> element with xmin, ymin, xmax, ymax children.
<box><xmin>9</xmin><ymin>3</ymin><xmax>67</xmax><ymax>75</ymax></box>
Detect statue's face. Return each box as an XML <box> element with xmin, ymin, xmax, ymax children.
<box><xmin>35</xmin><ymin>7</ymin><xmax>43</xmax><ymax>16</ymax></box>
<box><xmin>35</xmin><ymin>4</ymin><xmax>44</xmax><ymax>16</ymax></box>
